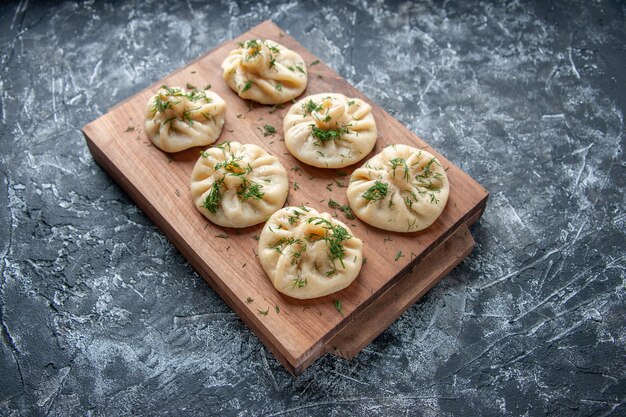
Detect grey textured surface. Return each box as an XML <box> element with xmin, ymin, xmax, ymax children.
<box><xmin>1</xmin><ymin>0</ymin><xmax>625</xmax><ymax>415</ymax></box>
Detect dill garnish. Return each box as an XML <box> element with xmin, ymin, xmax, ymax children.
<box><xmin>263</xmin><ymin>124</ymin><xmax>276</xmax><ymax>136</ymax></box>
<box><xmin>238</xmin><ymin>180</ymin><xmax>264</xmax><ymax>201</ymax></box>
<box><xmin>334</xmin><ymin>299</ymin><xmax>344</xmax><ymax>316</ymax></box>
<box><xmin>290</xmin><ymin>276</ymin><xmax>307</xmax><ymax>289</ymax></box>
<box><xmin>310</xmin><ymin>125</ymin><xmax>349</xmax><ymax>146</ymax></box>
<box><xmin>202</xmin><ymin>180</ymin><xmax>222</xmax><ymax>214</ymax></box>
<box><xmin>389</xmin><ymin>157</ymin><xmax>410</xmax><ymax>182</ymax></box>
<box><xmin>362</xmin><ymin>180</ymin><xmax>388</xmax><ymax>202</ymax></box>
<box><xmin>306</xmin><ymin>217</ymin><xmax>351</xmax><ymax>275</ymax></box>
<box><xmin>302</xmin><ymin>99</ymin><xmax>322</xmax><ymax>115</ymax></box>
<box><xmin>242</xmin><ymin>80</ymin><xmax>253</xmax><ymax>92</ymax></box>
<box><xmin>328</xmin><ymin>199</ymin><xmax>355</xmax><ymax>220</ymax></box>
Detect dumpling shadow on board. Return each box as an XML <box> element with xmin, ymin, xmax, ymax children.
<box><xmin>166</xmin><ymin>146</ymin><xmax>208</xmax><ymax>163</ymax></box>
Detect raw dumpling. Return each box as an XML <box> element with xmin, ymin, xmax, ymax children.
<box><xmin>346</xmin><ymin>144</ymin><xmax>449</xmax><ymax>232</ymax></box>
<box><xmin>258</xmin><ymin>206</ymin><xmax>363</xmax><ymax>299</ymax></box>
<box><xmin>283</xmin><ymin>93</ymin><xmax>377</xmax><ymax>169</ymax></box>
<box><xmin>190</xmin><ymin>141</ymin><xmax>289</xmax><ymax>228</ymax></box>
<box><xmin>222</xmin><ymin>39</ymin><xmax>308</xmax><ymax>105</ymax></box>
<box><xmin>145</xmin><ymin>86</ymin><xmax>227</xmax><ymax>153</ymax></box>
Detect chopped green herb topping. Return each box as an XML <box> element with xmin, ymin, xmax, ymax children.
<box><xmin>202</xmin><ymin>180</ymin><xmax>222</xmax><ymax>214</ymax></box>
<box><xmin>334</xmin><ymin>299</ymin><xmax>344</xmax><ymax>315</ymax></box>
<box><xmin>182</xmin><ymin>107</ymin><xmax>199</xmax><ymax>126</ymax></box>
<box><xmin>263</xmin><ymin>124</ymin><xmax>276</xmax><ymax>136</ymax></box>
<box><xmin>269</xmin><ymin>237</ymin><xmax>301</xmax><ymax>254</ymax></box>
<box><xmin>328</xmin><ymin>199</ymin><xmax>355</xmax><ymax>220</ymax></box>
<box><xmin>306</xmin><ymin>217</ymin><xmax>351</xmax><ymax>274</ymax></box>
<box><xmin>287</xmin><ymin>209</ymin><xmax>303</xmax><ymax>224</ymax></box>
<box><xmin>151</xmin><ymin>86</ymin><xmax>212</xmax><ymax>118</ymax></box>
<box><xmin>242</xmin><ymin>80</ymin><xmax>253</xmax><ymax>92</ymax></box>
<box><xmin>389</xmin><ymin>157</ymin><xmax>410</xmax><ymax>182</ymax></box>
<box><xmin>290</xmin><ymin>276</ymin><xmax>307</xmax><ymax>289</ymax></box>
<box><xmin>238</xmin><ymin>180</ymin><xmax>264</xmax><ymax>201</ymax></box>
<box><xmin>269</xmin><ymin>103</ymin><xmax>284</xmax><ymax>114</ymax></box>
<box><xmin>214</xmin><ymin>155</ymin><xmax>246</xmax><ymax>173</ymax></box>
<box><xmin>362</xmin><ymin>180</ymin><xmax>388</xmax><ymax>202</ymax></box>
<box><xmin>302</xmin><ymin>99</ymin><xmax>323</xmax><ymax>115</ymax></box>
<box><xmin>395</xmin><ymin>251</ymin><xmax>404</xmax><ymax>261</ymax></box>
<box><xmin>310</xmin><ymin>125</ymin><xmax>350</xmax><ymax>146</ymax></box>
<box><xmin>243</xmin><ymin>40</ymin><xmax>262</xmax><ymax>61</ymax></box>
<box><xmin>267</xmin><ymin>44</ymin><xmax>280</xmax><ymax>54</ymax></box>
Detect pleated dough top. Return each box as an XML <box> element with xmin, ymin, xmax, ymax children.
<box><xmin>222</xmin><ymin>39</ymin><xmax>308</xmax><ymax>105</ymax></box>
<box><xmin>347</xmin><ymin>144</ymin><xmax>449</xmax><ymax>232</ymax></box>
<box><xmin>283</xmin><ymin>93</ymin><xmax>377</xmax><ymax>168</ymax></box>
<box><xmin>190</xmin><ymin>141</ymin><xmax>289</xmax><ymax>228</ymax></box>
<box><xmin>145</xmin><ymin>86</ymin><xmax>226</xmax><ymax>153</ymax></box>
<box><xmin>258</xmin><ymin>206</ymin><xmax>363</xmax><ymax>299</ymax></box>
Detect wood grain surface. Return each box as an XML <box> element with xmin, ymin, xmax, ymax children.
<box><xmin>83</xmin><ymin>20</ymin><xmax>488</xmax><ymax>375</ymax></box>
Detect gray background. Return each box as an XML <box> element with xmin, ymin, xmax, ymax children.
<box><xmin>1</xmin><ymin>0</ymin><xmax>625</xmax><ymax>415</ymax></box>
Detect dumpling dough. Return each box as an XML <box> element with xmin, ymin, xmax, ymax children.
<box><xmin>258</xmin><ymin>206</ymin><xmax>363</xmax><ymax>299</ymax></box>
<box><xmin>283</xmin><ymin>93</ymin><xmax>377</xmax><ymax>168</ymax></box>
<box><xmin>145</xmin><ymin>86</ymin><xmax>227</xmax><ymax>153</ymax></box>
<box><xmin>347</xmin><ymin>144</ymin><xmax>449</xmax><ymax>232</ymax></box>
<box><xmin>222</xmin><ymin>39</ymin><xmax>308</xmax><ymax>105</ymax></box>
<box><xmin>190</xmin><ymin>141</ymin><xmax>289</xmax><ymax>228</ymax></box>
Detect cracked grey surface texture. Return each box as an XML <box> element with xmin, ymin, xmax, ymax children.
<box><xmin>1</xmin><ymin>0</ymin><xmax>625</xmax><ymax>415</ymax></box>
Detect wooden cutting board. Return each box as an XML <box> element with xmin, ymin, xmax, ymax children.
<box><xmin>83</xmin><ymin>20</ymin><xmax>488</xmax><ymax>375</ymax></box>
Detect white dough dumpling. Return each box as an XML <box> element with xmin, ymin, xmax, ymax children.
<box><xmin>347</xmin><ymin>144</ymin><xmax>449</xmax><ymax>233</ymax></box>
<box><xmin>258</xmin><ymin>206</ymin><xmax>363</xmax><ymax>299</ymax></box>
<box><xmin>283</xmin><ymin>93</ymin><xmax>377</xmax><ymax>169</ymax></box>
<box><xmin>190</xmin><ymin>141</ymin><xmax>289</xmax><ymax>228</ymax></box>
<box><xmin>222</xmin><ymin>39</ymin><xmax>308</xmax><ymax>105</ymax></box>
<box><xmin>145</xmin><ymin>86</ymin><xmax>227</xmax><ymax>153</ymax></box>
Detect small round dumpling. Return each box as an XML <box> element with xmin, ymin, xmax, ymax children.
<box><xmin>283</xmin><ymin>93</ymin><xmax>377</xmax><ymax>169</ymax></box>
<box><xmin>258</xmin><ymin>206</ymin><xmax>363</xmax><ymax>299</ymax></box>
<box><xmin>222</xmin><ymin>39</ymin><xmax>308</xmax><ymax>105</ymax></box>
<box><xmin>190</xmin><ymin>141</ymin><xmax>289</xmax><ymax>228</ymax></box>
<box><xmin>347</xmin><ymin>144</ymin><xmax>449</xmax><ymax>232</ymax></box>
<box><xmin>145</xmin><ymin>86</ymin><xmax>227</xmax><ymax>153</ymax></box>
